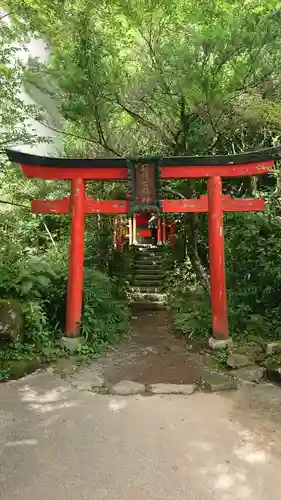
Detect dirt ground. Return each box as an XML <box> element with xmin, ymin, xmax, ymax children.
<box><xmin>63</xmin><ymin>311</ymin><xmax>207</xmax><ymax>388</ymax></box>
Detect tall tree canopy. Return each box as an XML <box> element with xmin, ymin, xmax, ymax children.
<box><xmin>4</xmin><ymin>0</ymin><xmax>281</xmax><ymax>157</ymax></box>
<box><xmin>0</xmin><ymin>11</ymin><xmax>37</xmax><ymax>157</ymax></box>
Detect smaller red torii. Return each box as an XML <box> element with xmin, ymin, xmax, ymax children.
<box><xmin>6</xmin><ymin>147</ymin><xmax>281</xmax><ymax>342</ymax></box>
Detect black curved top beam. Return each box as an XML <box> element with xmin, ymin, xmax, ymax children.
<box><xmin>6</xmin><ymin>146</ymin><xmax>281</xmax><ymax>168</ymax></box>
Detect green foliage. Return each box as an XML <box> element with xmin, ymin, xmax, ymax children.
<box><xmin>224</xmin><ymin>201</ymin><xmax>281</xmax><ymax>339</ymax></box>
<box><xmin>82</xmin><ymin>268</ymin><xmax>130</xmax><ymax>344</ymax></box>
<box><xmin>7</xmin><ymin>0</ymin><xmax>281</xmax><ymax>156</ymax></box>
<box><xmin>108</xmin><ymin>245</ymin><xmax>136</xmax><ymax>292</ymax></box>
<box><xmin>213</xmin><ymin>347</ymin><xmax>230</xmax><ymax>366</ymax></box>
<box><xmin>169</xmin><ymin>286</ymin><xmax>211</xmax><ymax>339</ymax></box>
<box><xmin>0</xmin><ymin>246</ymin><xmax>66</xmax><ymax>340</ymax></box>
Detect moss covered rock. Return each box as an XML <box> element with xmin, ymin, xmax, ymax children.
<box><xmin>0</xmin><ymin>359</ymin><xmax>45</xmax><ymax>380</ymax></box>
<box><xmin>0</xmin><ymin>299</ymin><xmax>24</xmax><ymax>342</ymax></box>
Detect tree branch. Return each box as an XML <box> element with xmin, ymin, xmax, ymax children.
<box><xmin>214</xmin><ymin>45</ymin><xmax>244</xmax><ymax>75</ymax></box>
<box><xmin>115</xmin><ymin>94</ymin><xmax>170</xmax><ymax>142</ymax></box>
<box><xmin>0</xmin><ymin>199</ymin><xmax>57</xmax><ymax>246</ymax></box>
<box><xmin>136</xmin><ymin>27</ymin><xmax>172</xmax><ymax>96</ymax></box>
<box><xmin>92</xmin><ymin>102</ymin><xmax>117</xmax><ymax>156</ymax></box>
<box><xmin>31</xmin><ymin>117</ymin><xmax>121</xmax><ymax>156</ymax></box>
<box><xmin>162</xmin><ymin>185</ymin><xmax>186</xmax><ymax>200</ymax></box>
<box><xmin>0</xmin><ymin>12</ymin><xmax>12</xmax><ymax>21</ymax></box>
<box><xmin>0</xmin><ymin>199</ymin><xmax>29</xmax><ymax>209</ymax></box>
<box><xmin>203</xmin><ymin>133</ymin><xmax>221</xmax><ymax>154</ymax></box>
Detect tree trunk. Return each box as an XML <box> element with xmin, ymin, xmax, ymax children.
<box><xmin>250</xmin><ymin>176</ymin><xmax>258</xmax><ymax>196</ymax></box>
<box><xmin>162</xmin><ymin>186</ymin><xmax>210</xmax><ymax>294</ymax></box>
<box><xmin>185</xmin><ymin>212</ymin><xmax>211</xmax><ymax>295</ymax></box>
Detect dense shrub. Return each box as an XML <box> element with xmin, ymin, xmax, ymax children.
<box><xmin>225</xmin><ymin>209</ymin><xmax>281</xmax><ymax>339</ymax></box>
<box><xmin>82</xmin><ymin>268</ymin><xmax>130</xmax><ymax>345</ymax></box>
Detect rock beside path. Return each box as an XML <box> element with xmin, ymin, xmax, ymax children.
<box><xmin>208</xmin><ymin>338</ymin><xmax>233</xmax><ymax>350</ymax></box>
<box><xmin>230</xmin><ymin>365</ymin><xmax>265</xmax><ymax>383</ymax></box>
<box><xmin>227</xmin><ymin>353</ymin><xmax>252</xmax><ymax>369</ymax></box>
<box><xmin>60</xmin><ymin>336</ymin><xmax>85</xmax><ymax>353</ymax></box>
<box><xmin>265</xmin><ymin>342</ymin><xmax>281</xmax><ymax>355</ymax></box>
<box><xmin>203</xmin><ymin>373</ymin><xmax>238</xmax><ymax>392</ymax></box>
<box><xmin>110</xmin><ymin>380</ymin><xmax>146</xmax><ymax>395</ymax></box>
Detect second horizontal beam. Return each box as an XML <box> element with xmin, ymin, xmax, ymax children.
<box><xmin>32</xmin><ymin>196</ymin><xmax>264</xmax><ymax>214</ymax></box>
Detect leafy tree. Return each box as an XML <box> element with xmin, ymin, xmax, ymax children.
<box><xmin>6</xmin><ymin>0</ymin><xmax>281</xmax><ymax>156</ymax></box>
<box><xmin>0</xmin><ymin>11</ymin><xmax>40</xmax><ymax>158</ymax></box>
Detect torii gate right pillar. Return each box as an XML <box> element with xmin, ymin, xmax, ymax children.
<box><xmin>208</xmin><ymin>176</ymin><xmax>228</xmax><ymax>339</ymax></box>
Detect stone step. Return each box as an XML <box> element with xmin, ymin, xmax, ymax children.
<box><xmin>135</xmin><ymin>261</ymin><xmax>163</xmax><ymax>267</ymax></box>
<box><xmin>133</xmin><ymin>281</ymin><xmax>162</xmax><ymax>288</ymax></box>
<box><xmin>135</xmin><ymin>254</ymin><xmax>162</xmax><ymax>261</ymax></box>
<box><xmin>136</xmin><ymin>247</ymin><xmax>163</xmax><ymax>254</ymax></box>
<box><xmin>141</xmin><ymin>238</ymin><xmax>154</xmax><ymax>245</ymax></box>
<box><xmin>135</xmin><ymin>267</ymin><xmax>161</xmax><ymax>273</ymax></box>
<box><xmin>136</xmin><ymin>244</ymin><xmax>163</xmax><ymax>250</ymax></box>
<box><xmin>131</xmin><ymin>286</ymin><xmax>160</xmax><ymax>294</ymax></box>
<box><xmin>135</xmin><ymin>260</ymin><xmax>162</xmax><ymax>267</ymax></box>
<box><xmin>130</xmin><ymin>292</ymin><xmax>166</xmax><ymax>302</ymax></box>
<box><xmin>130</xmin><ymin>300</ymin><xmax>165</xmax><ymax>311</ymax></box>
<box><xmin>133</xmin><ymin>273</ymin><xmax>163</xmax><ymax>281</ymax></box>
<box><xmin>134</xmin><ymin>267</ymin><xmax>163</xmax><ymax>274</ymax></box>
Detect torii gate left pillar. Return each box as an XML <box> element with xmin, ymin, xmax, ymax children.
<box><xmin>66</xmin><ymin>177</ymin><xmax>85</xmax><ymax>335</ymax></box>
<box><xmin>6</xmin><ymin>147</ymin><xmax>279</xmax><ymax>339</ymax></box>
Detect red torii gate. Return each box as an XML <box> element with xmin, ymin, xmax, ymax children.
<box><xmin>7</xmin><ymin>147</ymin><xmax>281</xmax><ymax>341</ymax></box>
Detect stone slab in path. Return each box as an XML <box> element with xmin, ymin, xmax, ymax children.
<box><xmin>70</xmin><ymin>370</ymin><xmax>105</xmax><ymax>391</ymax></box>
<box><xmin>149</xmin><ymin>383</ymin><xmax>195</xmax><ymax>395</ymax></box>
<box><xmin>110</xmin><ymin>380</ymin><xmax>145</xmax><ymax>395</ymax></box>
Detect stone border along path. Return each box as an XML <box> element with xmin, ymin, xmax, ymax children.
<box><xmin>109</xmin><ymin>381</ymin><xmax>196</xmax><ymax>396</ymax></box>
<box><xmin>69</xmin><ymin>374</ymin><xmax>241</xmax><ymax>396</ymax></box>
<box><xmin>59</xmin><ymin>311</ymin><xmax>251</xmax><ymax>396</ymax></box>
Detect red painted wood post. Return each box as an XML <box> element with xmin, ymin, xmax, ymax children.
<box><xmin>113</xmin><ymin>216</ymin><xmax>117</xmax><ymax>248</ymax></box>
<box><xmin>133</xmin><ymin>213</ymin><xmax>137</xmax><ymax>244</ymax></box>
<box><xmin>170</xmin><ymin>223</ymin><xmax>175</xmax><ymax>248</ymax></box>
<box><xmin>157</xmin><ymin>217</ymin><xmax>162</xmax><ymax>244</ymax></box>
<box><xmin>66</xmin><ymin>177</ymin><xmax>85</xmax><ymax>337</ymax></box>
<box><xmin>162</xmin><ymin>219</ymin><xmax>167</xmax><ymax>243</ymax></box>
<box><xmin>208</xmin><ymin>176</ymin><xmax>229</xmax><ymax>339</ymax></box>
<box><xmin>128</xmin><ymin>217</ymin><xmax>133</xmax><ymax>245</ymax></box>
<box><xmin>116</xmin><ymin>217</ymin><xmax>122</xmax><ymax>250</ymax></box>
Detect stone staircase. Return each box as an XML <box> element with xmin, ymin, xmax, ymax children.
<box><xmin>130</xmin><ymin>245</ymin><xmax>166</xmax><ymax>311</ymax></box>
